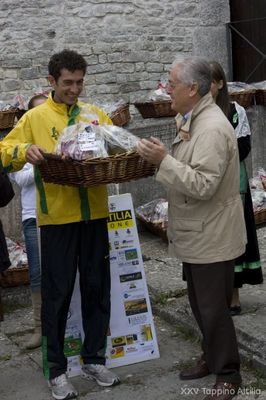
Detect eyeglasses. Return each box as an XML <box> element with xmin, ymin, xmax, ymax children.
<box><xmin>167</xmin><ymin>79</ymin><xmax>188</xmax><ymax>91</ymax></box>
<box><xmin>167</xmin><ymin>80</ymin><xmax>196</xmax><ymax>90</ymax></box>
<box><xmin>166</xmin><ymin>81</ymin><xmax>179</xmax><ymax>90</ymax></box>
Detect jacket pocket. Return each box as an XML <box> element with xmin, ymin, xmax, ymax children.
<box><xmin>173</xmin><ymin>218</ymin><xmax>204</xmax><ymax>232</ymax></box>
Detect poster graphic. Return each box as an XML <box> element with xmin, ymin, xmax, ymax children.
<box><xmin>105</xmin><ymin>193</ymin><xmax>160</xmax><ymax>368</ymax></box>
<box><xmin>65</xmin><ymin>193</ymin><xmax>160</xmax><ymax>376</ymax></box>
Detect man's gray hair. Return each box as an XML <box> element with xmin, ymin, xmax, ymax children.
<box><xmin>172</xmin><ymin>56</ymin><xmax>211</xmax><ymax>97</ymax></box>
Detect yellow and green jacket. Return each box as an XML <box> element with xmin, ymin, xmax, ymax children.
<box><xmin>0</xmin><ymin>93</ymin><xmax>112</xmax><ymax>226</ymax></box>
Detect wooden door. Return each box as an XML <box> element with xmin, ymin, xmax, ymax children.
<box><xmin>229</xmin><ymin>0</ymin><xmax>266</xmax><ymax>82</ymax></box>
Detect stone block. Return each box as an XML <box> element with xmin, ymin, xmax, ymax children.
<box><xmin>2</xmin><ymin>80</ymin><xmax>21</xmax><ymax>91</ymax></box>
<box><xmin>20</xmin><ymin>67</ymin><xmax>40</xmax><ymax>80</ymax></box>
<box><xmin>146</xmin><ymin>63</ymin><xmax>164</xmax><ymax>73</ymax></box>
<box><xmin>3</xmin><ymin>70</ymin><xmax>17</xmax><ymax>79</ymax></box>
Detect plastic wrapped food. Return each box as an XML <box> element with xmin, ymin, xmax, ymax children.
<box><xmin>5</xmin><ymin>238</ymin><xmax>28</xmax><ymax>268</ymax></box>
<box><xmin>250</xmin><ymin>168</ymin><xmax>266</xmax><ymax>191</ymax></box>
<box><xmin>78</xmin><ymin>104</ymin><xmax>101</xmax><ymax>124</ymax></box>
<box><xmin>136</xmin><ymin>199</ymin><xmax>168</xmax><ymax>241</ymax></box>
<box><xmin>251</xmin><ymin>80</ymin><xmax>266</xmax><ymax>90</ymax></box>
<box><xmin>56</xmin><ymin>122</ymin><xmax>108</xmax><ymax>160</ymax></box>
<box><xmin>249</xmin><ymin>176</ymin><xmax>264</xmax><ymax>191</ymax></box>
<box><xmin>98</xmin><ymin>124</ymin><xmax>139</xmax><ymax>155</ymax></box>
<box><xmin>249</xmin><ymin>168</ymin><xmax>266</xmax><ymax>213</ymax></box>
<box><xmin>258</xmin><ymin>167</ymin><xmax>266</xmax><ymax>191</ymax></box>
<box><xmin>227</xmin><ymin>82</ymin><xmax>256</xmax><ymax>93</ymax></box>
<box><xmin>149</xmin><ymin>87</ymin><xmax>171</xmax><ymax>101</ymax></box>
<box><xmin>0</xmin><ymin>101</ymin><xmax>16</xmax><ymax>111</ymax></box>
<box><xmin>251</xmin><ymin>190</ymin><xmax>266</xmax><ymax>212</ymax></box>
<box><xmin>55</xmin><ymin>122</ymin><xmax>139</xmax><ymax>160</ymax></box>
<box><xmin>148</xmin><ymin>79</ymin><xmax>171</xmax><ymax>101</ymax></box>
<box><xmin>94</xmin><ymin>99</ymin><xmax>127</xmax><ymax>116</ymax></box>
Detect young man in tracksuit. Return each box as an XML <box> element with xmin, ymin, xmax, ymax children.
<box><xmin>0</xmin><ymin>49</ymin><xmax>120</xmax><ymax>400</ymax></box>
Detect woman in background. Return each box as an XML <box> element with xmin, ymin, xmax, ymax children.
<box><xmin>9</xmin><ymin>94</ymin><xmax>47</xmax><ymax>347</ymax></box>
<box><xmin>0</xmin><ymin>163</ymin><xmax>15</xmax><ymax>321</ymax></box>
<box><xmin>209</xmin><ymin>61</ymin><xmax>263</xmax><ymax>315</ymax></box>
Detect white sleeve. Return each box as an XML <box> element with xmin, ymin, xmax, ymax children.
<box><xmin>9</xmin><ymin>163</ymin><xmax>34</xmax><ymax>188</ymax></box>
<box><xmin>234</xmin><ymin>102</ymin><xmax>251</xmax><ymax>139</ymax></box>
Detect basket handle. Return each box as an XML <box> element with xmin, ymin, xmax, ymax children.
<box><xmin>41</xmin><ymin>152</ymin><xmax>63</xmax><ymax>161</ymax></box>
<box><xmin>40</xmin><ymin>150</ymin><xmax>64</xmax><ymax>160</ymax></box>
<box><xmin>40</xmin><ymin>152</ymin><xmax>75</xmax><ymax>164</ymax></box>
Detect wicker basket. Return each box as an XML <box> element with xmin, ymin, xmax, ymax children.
<box><xmin>0</xmin><ymin>266</ymin><xmax>29</xmax><ymax>288</ymax></box>
<box><xmin>229</xmin><ymin>90</ymin><xmax>256</xmax><ymax>108</ymax></box>
<box><xmin>38</xmin><ymin>151</ymin><xmax>156</xmax><ymax>187</ymax></box>
<box><xmin>255</xmin><ymin>89</ymin><xmax>266</xmax><ymax>106</ymax></box>
<box><xmin>138</xmin><ymin>217</ymin><xmax>168</xmax><ymax>242</ymax></box>
<box><xmin>134</xmin><ymin>100</ymin><xmax>176</xmax><ymax>118</ymax></box>
<box><xmin>0</xmin><ymin>109</ymin><xmax>17</xmax><ymax>129</ymax></box>
<box><xmin>254</xmin><ymin>208</ymin><xmax>266</xmax><ymax>225</ymax></box>
<box><xmin>110</xmin><ymin>104</ymin><xmax>131</xmax><ymax>126</ymax></box>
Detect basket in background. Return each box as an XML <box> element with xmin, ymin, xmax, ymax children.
<box><xmin>137</xmin><ymin>215</ymin><xmax>168</xmax><ymax>242</ymax></box>
<box><xmin>255</xmin><ymin>89</ymin><xmax>266</xmax><ymax>106</ymax></box>
<box><xmin>134</xmin><ymin>100</ymin><xmax>176</xmax><ymax>118</ymax></box>
<box><xmin>254</xmin><ymin>208</ymin><xmax>266</xmax><ymax>225</ymax></box>
<box><xmin>110</xmin><ymin>103</ymin><xmax>130</xmax><ymax>126</ymax></box>
<box><xmin>38</xmin><ymin>151</ymin><xmax>156</xmax><ymax>187</ymax></box>
<box><xmin>229</xmin><ymin>89</ymin><xmax>256</xmax><ymax>108</ymax></box>
<box><xmin>0</xmin><ymin>266</ymin><xmax>29</xmax><ymax>288</ymax></box>
<box><xmin>0</xmin><ymin>109</ymin><xmax>17</xmax><ymax>129</ymax></box>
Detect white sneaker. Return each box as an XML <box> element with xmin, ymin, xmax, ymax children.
<box><xmin>82</xmin><ymin>364</ymin><xmax>120</xmax><ymax>387</ymax></box>
<box><xmin>48</xmin><ymin>373</ymin><xmax>78</xmax><ymax>400</ymax></box>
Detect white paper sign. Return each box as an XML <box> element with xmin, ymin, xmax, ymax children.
<box><xmin>106</xmin><ymin>193</ymin><xmax>160</xmax><ymax>368</ymax></box>
<box><xmin>65</xmin><ymin>277</ymin><xmax>84</xmax><ymax>377</ymax></box>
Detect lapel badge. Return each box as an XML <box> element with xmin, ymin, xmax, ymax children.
<box><xmin>179</xmin><ymin>129</ymin><xmax>191</xmax><ymax>141</ymax></box>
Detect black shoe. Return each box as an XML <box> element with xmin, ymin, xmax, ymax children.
<box><xmin>229</xmin><ymin>305</ymin><xmax>241</xmax><ymax>316</ymax></box>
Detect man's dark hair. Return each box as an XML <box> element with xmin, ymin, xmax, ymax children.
<box><xmin>48</xmin><ymin>49</ymin><xmax>87</xmax><ymax>81</ymax></box>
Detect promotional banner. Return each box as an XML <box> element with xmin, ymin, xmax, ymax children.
<box><xmin>65</xmin><ymin>277</ymin><xmax>84</xmax><ymax>377</ymax></box>
<box><xmin>65</xmin><ymin>193</ymin><xmax>160</xmax><ymax>376</ymax></box>
<box><xmin>105</xmin><ymin>193</ymin><xmax>160</xmax><ymax>368</ymax></box>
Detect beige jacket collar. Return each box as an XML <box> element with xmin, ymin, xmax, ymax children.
<box><xmin>173</xmin><ymin>92</ymin><xmax>214</xmax><ymax>144</ymax></box>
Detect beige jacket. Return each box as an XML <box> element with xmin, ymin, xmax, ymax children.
<box><xmin>156</xmin><ymin>92</ymin><xmax>247</xmax><ymax>264</ymax></box>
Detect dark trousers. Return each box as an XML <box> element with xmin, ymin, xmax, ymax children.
<box><xmin>0</xmin><ymin>287</ymin><xmax>3</xmax><ymax>321</ymax></box>
<box><xmin>40</xmin><ymin>219</ymin><xmax>110</xmax><ymax>380</ymax></box>
<box><xmin>183</xmin><ymin>261</ymin><xmax>241</xmax><ymax>384</ymax></box>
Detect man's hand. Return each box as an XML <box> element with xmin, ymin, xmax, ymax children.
<box><xmin>26</xmin><ymin>145</ymin><xmax>46</xmax><ymax>165</ymax></box>
<box><xmin>137</xmin><ymin>136</ymin><xmax>167</xmax><ymax>167</ymax></box>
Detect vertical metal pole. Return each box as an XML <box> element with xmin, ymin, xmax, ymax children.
<box><xmin>226</xmin><ymin>23</ymin><xmax>233</xmax><ymax>81</ymax></box>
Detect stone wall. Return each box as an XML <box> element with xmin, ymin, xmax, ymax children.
<box><xmin>2</xmin><ymin>0</ymin><xmax>257</xmax><ymax>242</ymax></box>
<box><xmin>0</xmin><ymin>0</ymin><xmax>230</xmax><ymax>104</ymax></box>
